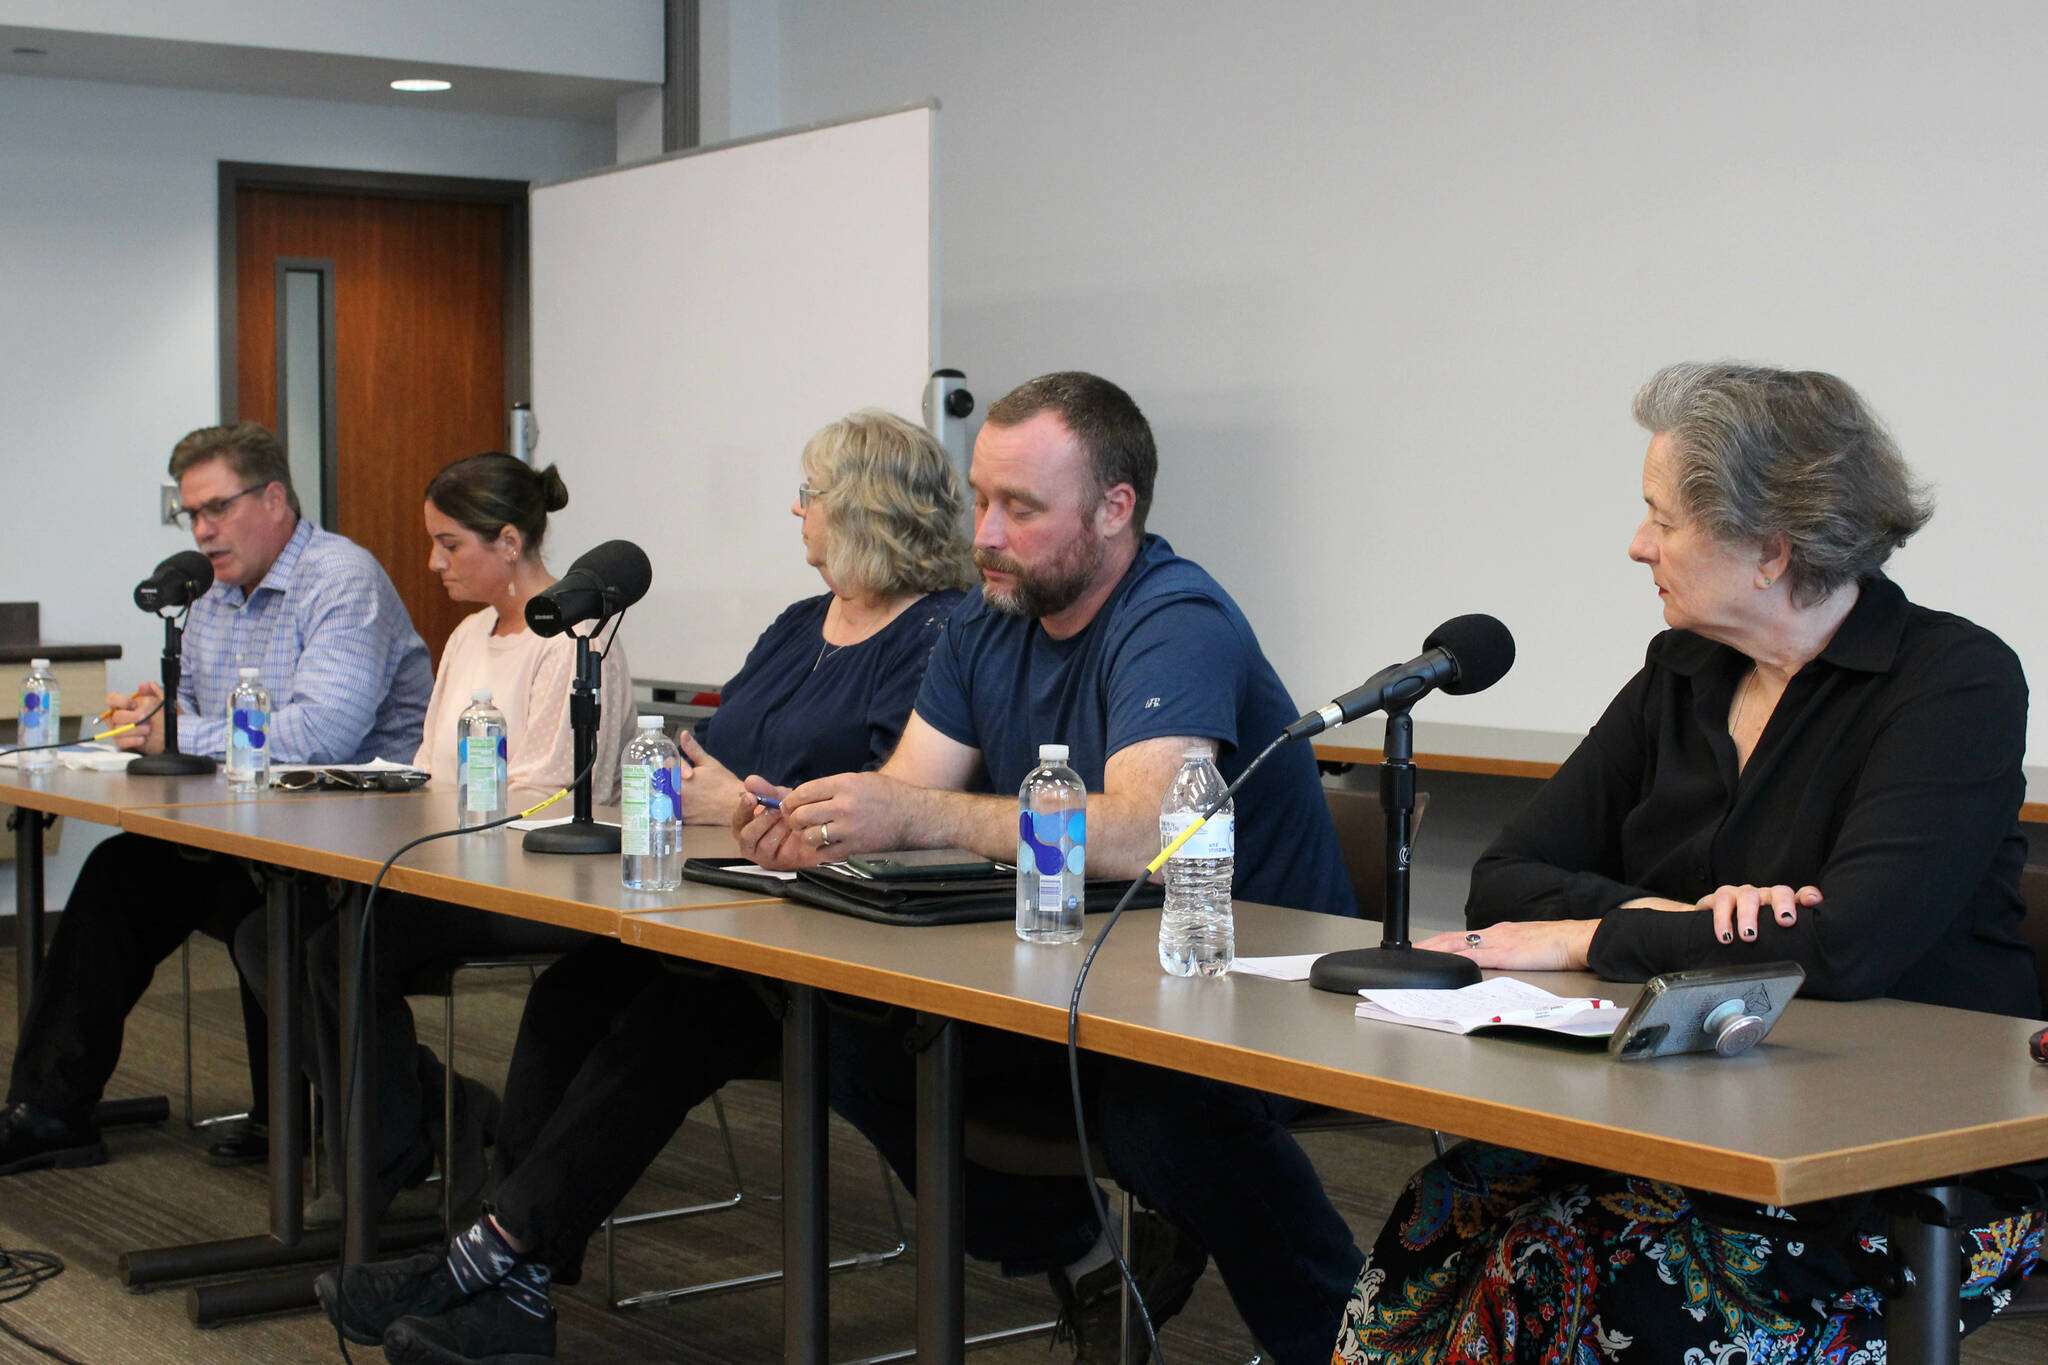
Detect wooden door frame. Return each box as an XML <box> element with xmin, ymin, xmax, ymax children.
<box><xmin>215</xmin><ymin>163</ymin><xmax>531</xmax><ymax>424</ymax></box>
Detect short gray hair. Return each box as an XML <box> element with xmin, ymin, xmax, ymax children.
<box><xmin>800</xmin><ymin>409</ymin><xmax>976</xmax><ymax>597</ymax></box>
<box><xmin>1633</xmin><ymin>363</ymin><xmax>1932</xmax><ymax>606</ymax></box>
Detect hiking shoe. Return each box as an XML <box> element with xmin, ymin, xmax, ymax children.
<box><xmin>315</xmin><ymin>1248</ymin><xmax>468</xmax><ymax>1346</ymax></box>
<box><xmin>384</xmin><ymin>1284</ymin><xmax>557</xmax><ymax>1364</ymax></box>
<box><xmin>1048</xmin><ymin>1208</ymin><xmax>1208</xmax><ymax>1365</ymax></box>
<box><xmin>0</xmin><ymin>1101</ymin><xmax>106</xmax><ymax>1177</ymax></box>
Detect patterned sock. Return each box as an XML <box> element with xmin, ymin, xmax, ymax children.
<box><xmin>445</xmin><ymin>1216</ymin><xmax>521</xmax><ymax>1296</ymax></box>
<box><xmin>498</xmin><ymin>1256</ymin><xmax>554</xmax><ymax>1319</ymax></box>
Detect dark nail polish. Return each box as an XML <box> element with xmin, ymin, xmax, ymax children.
<box><xmin>1742</xmin><ymin>928</ymin><xmax>1755</xmax><ymax>939</ymax></box>
<box><xmin>1720</xmin><ymin>932</ymin><xmax>1733</xmax><ymax>943</ymax></box>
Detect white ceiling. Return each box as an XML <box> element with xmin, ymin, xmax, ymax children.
<box><xmin>0</xmin><ymin>23</ymin><xmax>652</xmax><ymax>123</ymax></box>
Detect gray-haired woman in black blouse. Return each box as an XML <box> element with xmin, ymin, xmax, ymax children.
<box><xmin>1334</xmin><ymin>363</ymin><xmax>2040</xmax><ymax>1365</ymax></box>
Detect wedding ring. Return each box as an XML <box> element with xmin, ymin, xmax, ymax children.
<box><xmin>1465</xmin><ymin>932</ymin><xmax>1483</xmax><ymax>948</ymax></box>
<box><xmin>819</xmin><ymin>823</ymin><xmax>832</xmax><ymax>848</ymax></box>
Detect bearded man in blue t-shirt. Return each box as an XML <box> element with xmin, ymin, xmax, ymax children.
<box><xmin>738</xmin><ymin>372</ymin><xmax>1363</xmax><ymax>1365</ymax></box>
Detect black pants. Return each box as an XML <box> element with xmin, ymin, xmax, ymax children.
<box><xmin>489</xmin><ymin>937</ymin><xmax>782</xmax><ymax>1274</ymax></box>
<box><xmin>233</xmin><ymin>889</ymin><xmax>590</xmax><ymax>1195</ymax></box>
<box><xmin>8</xmin><ymin>832</ymin><xmax>268</xmax><ymax>1127</ymax></box>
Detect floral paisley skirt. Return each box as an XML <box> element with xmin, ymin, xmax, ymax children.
<box><xmin>1333</xmin><ymin>1142</ymin><xmax>2044</xmax><ymax>1365</ymax></box>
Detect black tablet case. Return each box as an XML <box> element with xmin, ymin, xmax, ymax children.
<box><xmin>682</xmin><ymin>856</ymin><xmax>1164</xmax><ymax>926</ymax></box>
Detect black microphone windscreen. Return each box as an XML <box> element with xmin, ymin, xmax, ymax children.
<box><xmin>1423</xmin><ymin>614</ymin><xmax>1515</xmax><ymax>695</ymax></box>
<box><xmin>162</xmin><ymin>550</ymin><xmax>215</xmax><ymax>596</ymax></box>
<box><xmin>574</xmin><ymin>540</ymin><xmax>653</xmax><ymax>611</ymax></box>
<box><xmin>135</xmin><ymin>550</ymin><xmax>216</xmax><ymax>610</ymax></box>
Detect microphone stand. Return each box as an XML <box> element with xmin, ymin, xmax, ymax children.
<box><xmin>523</xmin><ymin>625</ymin><xmax>620</xmax><ymax>854</ymax></box>
<box><xmin>127</xmin><ymin>612</ymin><xmax>217</xmax><ymax>776</ymax></box>
<box><xmin>1308</xmin><ymin>706</ymin><xmax>1479</xmax><ymax>993</ymax></box>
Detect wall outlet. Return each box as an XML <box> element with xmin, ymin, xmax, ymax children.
<box><xmin>160</xmin><ymin>483</ymin><xmax>181</xmax><ymax>526</ymax></box>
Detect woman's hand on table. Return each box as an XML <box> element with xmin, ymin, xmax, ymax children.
<box><xmin>1417</xmin><ymin>919</ymin><xmax>1599</xmax><ymax>973</ymax></box>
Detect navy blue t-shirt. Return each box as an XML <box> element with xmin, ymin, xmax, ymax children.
<box><xmin>696</xmin><ymin>589</ymin><xmax>966</xmax><ymax>788</ymax></box>
<box><xmin>913</xmin><ymin>536</ymin><xmax>1357</xmax><ymax>917</ymax></box>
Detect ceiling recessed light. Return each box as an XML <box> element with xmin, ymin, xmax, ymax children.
<box><xmin>390</xmin><ymin>78</ymin><xmax>452</xmax><ymax>93</ymax></box>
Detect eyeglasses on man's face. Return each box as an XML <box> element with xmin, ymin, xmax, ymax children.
<box><xmin>797</xmin><ymin>485</ymin><xmax>828</xmax><ymax>509</ymax></box>
<box><xmin>172</xmin><ymin>483</ymin><xmax>268</xmax><ymax>531</ymax></box>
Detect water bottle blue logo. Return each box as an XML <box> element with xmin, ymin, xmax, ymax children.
<box><xmin>20</xmin><ymin>693</ymin><xmax>44</xmax><ymax>716</ymax></box>
<box><xmin>1019</xmin><ymin>808</ymin><xmax>1086</xmax><ymax>876</ymax></box>
<box><xmin>650</xmin><ymin>764</ymin><xmax>681</xmax><ymax>823</ymax></box>
<box><xmin>231</xmin><ymin>707</ymin><xmax>267</xmax><ymax>750</ymax></box>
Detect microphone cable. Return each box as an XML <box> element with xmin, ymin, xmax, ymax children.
<box><xmin>0</xmin><ymin>1242</ymin><xmax>88</xmax><ymax>1365</ymax></box>
<box><xmin>0</xmin><ymin>697</ymin><xmax>168</xmax><ymax>762</ymax></box>
<box><xmin>331</xmin><ymin>609</ymin><xmax>624</xmax><ymax>1363</ymax></box>
<box><xmin>1060</xmin><ymin>728</ymin><xmax>1289</xmax><ymax>1365</ymax></box>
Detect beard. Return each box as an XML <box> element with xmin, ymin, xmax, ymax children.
<box><xmin>975</xmin><ymin>532</ymin><xmax>1104</xmax><ymax>620</ymax></box>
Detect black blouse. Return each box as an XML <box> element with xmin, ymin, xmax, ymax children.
<box><xmin>1468</xmin><ymin>575</ymin><xmax>2034</xmax><ymax>1017</ymax></box>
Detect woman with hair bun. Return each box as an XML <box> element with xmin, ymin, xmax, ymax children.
<box><xmin>237</xmin><ymin>452</ymin><xmax>634</xmax><ymax>1226</ymax></box>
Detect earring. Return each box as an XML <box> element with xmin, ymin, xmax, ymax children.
<box><xmin>1760</xmin><ymin>576</ymin><xmax>1773</xmax><ymax>588</ymax></box>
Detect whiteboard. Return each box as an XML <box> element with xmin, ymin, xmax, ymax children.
<box><xmin>530</xmin><ymin>104</ymin><xmax>934</xmax><ymax>684</ymax></box>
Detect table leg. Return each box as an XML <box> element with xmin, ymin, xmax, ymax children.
<box><xmin>121</xmin><ymin>869</ymin><xmax>435</xmax><ymax>1311</ymax></box>
<box><xmin>12</xmin><ymin>806</ymin><xmax>46</xmax><ymax>1029</ymax></box>
<box><xmin>915</xmin><ymin>1014</ymin><xmax>965</xmax><ymax>1365</ymax></box>
<box><xmin>13</xmin><ymin>807</ymin><xmax>167</xmax><ymax>1127</ymax></box>
<box><xmin>339</xmin><ymin>887</ymin><xmax>382</xmax><ymax>1264</ymax></box>
<box><xmin>783</xmin><ymin>984</ymin><xmax>828</xmax><ymax>1364</ymax></box>
<box><xmin>1886</xmin><ymin>1183</ymin><xmax>1961</xmax><ymax>1365</ymax></box>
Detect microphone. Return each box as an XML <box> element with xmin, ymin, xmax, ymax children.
<box><xmin>134</xmin><ymin>551</ymin><xmax>215</xmax><ymax>611</ymax></box>
<box><xmin>1283</xmin><ymin>614</ymin><xmax>1516</xmax><ymax>741</ymax></box>
<box><xmin>525</xmin><ymin>540</ymin><xmax>652</xmax><ymax>637</ymax></box>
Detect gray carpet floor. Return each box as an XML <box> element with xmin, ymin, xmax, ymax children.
<box><xmin>0</xmin><ymin>934</ymin><xmax>2042</xmax><ymax>1364</ymax></box>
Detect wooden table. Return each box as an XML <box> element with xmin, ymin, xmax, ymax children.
<box><xmin>619</xmin><ymin>899</ymin><xmax>2048</xmax><ymax>1365</ymax></box>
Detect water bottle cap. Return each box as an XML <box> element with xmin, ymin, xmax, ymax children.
<box><xmin>1183</xmin><ymin>746</ymin><xmax>1211</xmax><ymax>760</ymax></box>
<box><xmin>240</xmin><ymin>667</ymin><xmax>260</xmax><ymax>680</ymax></box>
<box><xmin>1038</xmin><ymin>743</ymin><xmax>1068</xmax><ymax>761</ymax></box>
<box><xmin>637</xmin><ymin>715</ymin><xmax>665</xmax><ymax>730</ymax></box>
<box><xmin>28</xmin><ymin>658</ymin><xmax>49</xmax><ymax>670</ymax></box>
<box><xmin>470</xmin><ymin>688</ymin><xmax>493</xmax><ymax>703</ymax></box>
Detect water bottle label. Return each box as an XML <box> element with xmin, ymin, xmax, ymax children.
<box><xmin>1019</xmin><ymin>807</ymin><xmax>1085</xmax><ymax>875</ymax></box>
<box><xmin>621</xmin><ymin>766</ymin><xmax>651</xmax><ymax>854</ymax></box>
<box><xmin>1161</xmin><ymin>811</ymin><xmax>1233</xmax><ymax>859</ymax></box>
<box><xmin>231</xmin><ymin>707</ymin><xmax>267</xmax><ymax>752</ymax></box>
<box><xmin>466</xmin><ymin>731</ymin><xmax>500</xmax><ymax>812</ymax></box>
<box><xmin>650</xmin><ymin>764</ymin><xmax>680</xmax><ymax>823</ymax></box>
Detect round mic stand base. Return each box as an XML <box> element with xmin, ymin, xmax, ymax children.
<box><xmin>1309</xmin><ymin>945</ymin><xmax>1480</xmax><ymax>994</ymax></box>
<box><xmin>126</xmin><ymin>751</ymin><xmax>217</xmax><ymax>776</ymax></box>
<box><xmin>522</xmin><ymin>819</ymin><xmax>621</xmax><ymax>855</ymax></box>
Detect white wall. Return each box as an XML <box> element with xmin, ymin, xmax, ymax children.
<box><xmin>0</xmin><ymin>0</ymin><xmax>664</xmax><ymax>82</ymax></box>
<box><xmin>744</xmin><ymin>0</ymin><xmax>2048</xmax><ymax>762</ymax></box>
<box><xmin>0</xmin><ymin>72</ymin><xmax>612</xmax><ymax>694</ymax></box>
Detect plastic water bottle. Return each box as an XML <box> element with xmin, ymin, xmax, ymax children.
<box><xmin>1158</xmin><ymin>748</ymin><xmax>1234</xmax><ymax>976</ymax></box>
<box><xmin>456</xmin><ymin>689</ymin><xmax>509</xmax><ymax>828</ymax></box>
<box><xmin>16</xmin><ymin>659</ymin><xmax>58</xmax><ymax>773</ymax></box>
<box><xmin>621</xmin><ymin>715</ymin><xmax>683</xmax><ymax>890</ymax></box>
<box><xmin>226</xmin><ymin>667</ymin><xmax>271</xmax><ymax>791</ymax></box>
<box><xmin>1016</xmin><ymin>743</ymin><xmax>1086</xmax><ymax>943</ymax></box>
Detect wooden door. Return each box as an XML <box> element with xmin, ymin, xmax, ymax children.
<box><xmin>234</xmin><ymin>188</ymin><xmax>507</xmax><ymax>666</ymax></box>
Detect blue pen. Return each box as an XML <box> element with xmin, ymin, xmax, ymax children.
<box><xmin>753</xmin><ymin>793</ymin><xmax>783</xmax><ymax>809</ymax></box>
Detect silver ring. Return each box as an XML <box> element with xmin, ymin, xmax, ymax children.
<box><xmin>1465</xmin><ymin>932</ymin><xmax>1483</xmax><ymax>948</ymax></box>
<box><xmin>819</xmin><ymin>822</ymin><xmax>832</xmax><ymax>848</ymax></box>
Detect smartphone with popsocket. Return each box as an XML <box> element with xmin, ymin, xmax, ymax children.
<box><xmin>1608</xmin><ymin>961</ymin><xmax>1806</xmax><ymax>1061</ymax></box>
<box><xmin>843</xmin><ymin>848</ymin><xmax>1002</xmax><ymax>881</ymax></box>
